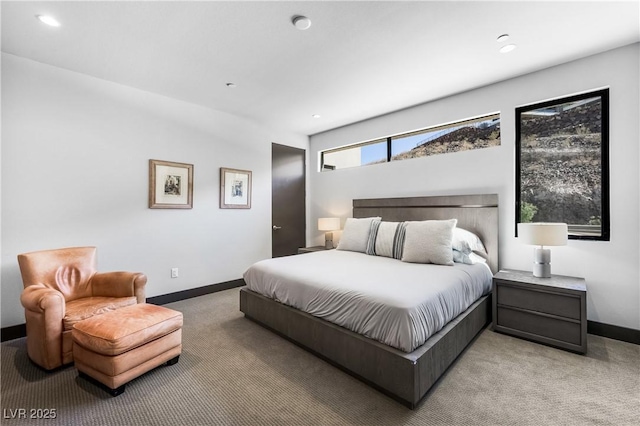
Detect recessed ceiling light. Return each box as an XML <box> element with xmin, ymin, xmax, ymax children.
<box><xmin>312</xmin><ymin>114</ymin><xmax>321</xmax><ymax>119</ymax></box>
<box><xmin>36</xmin><ymin>15</ymin><xmax>60</xmax><ymax>27</ymax></box>
<box><xmin>496</xmin><ymin>34</ymin><xmax>510</xmax><ymax>43</ymax></box>
<box><xmin>499</xmin><ymin>44</ymin><xmax>517</xmax><ymax>54</ymax></box>
<box><xmin>292</xmin><ymin>15</ymin><xmax>311</xmax><ymax>30</ymax></box>
<box><xmin>226</xmin><ymin>83</ymin><xmax>237</xmax><ymax>88</ymax></box>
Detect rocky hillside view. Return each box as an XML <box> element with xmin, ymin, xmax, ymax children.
<box><xmin>519</xmin><ymin>100</ymin><xmax>603</xmax><ymax>226</ymax></box>
<box><xmin>391</xmin><ymin>124</ymin><xmax>500</xmax><ymax>160</ymax></box>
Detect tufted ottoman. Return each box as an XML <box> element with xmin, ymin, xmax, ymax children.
<box><xmin>72</xmin><ymin>303</ymin><xmax>183</xmax><ymax>396</ymax></box>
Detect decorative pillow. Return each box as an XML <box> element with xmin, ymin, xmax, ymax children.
<box><xmin>452</xmin><ymin>227</ymin><xmax>487</xmax><ymax>255</ymax></box>
<box><xmin>401</xmin><ymin>219</ymin><xmax>457</xmax><ymax>265</ymax></box>
<box><xmin>452</xmin><ymin>246</ymin><xmax>487</xmax><ymax>265</ymax></box>
<box><xmin>336</xmin><ymin>217</ymin><xmax>381</xmax><ymax>253</ymax></box>
<box><xmin>366</xmin><ymin>221</ymin><xmax>407</xmax><ymax>259</ymax></box>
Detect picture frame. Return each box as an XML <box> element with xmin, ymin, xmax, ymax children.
<box><xmin>515</xmin><ymin>88</ymin><xmax>610</xmax><ymax>240</ymax></box>
<box><xmin>149</xmin><ymin>159</ymin><xmax>194</xmax><ymax>209</ymax></box>
<box><xmin>220</xmin><ymin>167</ymin><xmax>252</xmax><ymax>209</ymax></box>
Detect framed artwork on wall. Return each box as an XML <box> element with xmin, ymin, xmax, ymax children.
<box><xmin>515</xmin><ymin>88</ymin><xmax>610</xmax><ymax>240</ymax></box>
<box><xmin>149</xmin><ymin>159</ymin><xmax>194</xmax><ymax>209</ymax></box>
<box><xmin>220</xmin><ymin>167</ymin><xmax>252</xmax><ymax>209</ymax></box>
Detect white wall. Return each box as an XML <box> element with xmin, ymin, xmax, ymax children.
<box><xmin>310</xmin><ymin>44</ymin><xmax>640</xmax><ymax>330</ymax></box>
<box><xmin>1</xmin><ymin>53</ymin><xmax>308</xmax><ymax>327</ymax></box>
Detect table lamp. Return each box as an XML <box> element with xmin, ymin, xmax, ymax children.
<box><xmin>318</xmin><ymin>218</ymin><xmax>340</xmax><ymax>249</ymax></box>
<box><xmin>517</xmin><ymin>222</ymin><xmax>568</xmax><ymax>278</ymax></box>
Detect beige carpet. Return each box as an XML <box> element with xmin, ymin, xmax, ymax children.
<box><xmin>2</xmin><ymin>287</ymin><xmax>638</xmax><ymax>425</ymax></box>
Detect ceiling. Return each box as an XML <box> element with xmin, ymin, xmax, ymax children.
<box><xmin>2</xmin><ymin>1</ymin><xmax>639</xmax><ymax>136</ymax></box>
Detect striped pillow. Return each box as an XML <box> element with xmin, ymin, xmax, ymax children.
<box><xmin>366</xmin><ymin>221</ymin><xmax>407</xmax><ymax>259</ymax></box>
<box><xmin>337</xmin><ymin>217</ymin><xmax>381</xmax><ymax>253</ymax></box>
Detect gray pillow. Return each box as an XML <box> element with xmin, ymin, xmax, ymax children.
<box><xmin>452</xmin><ymin>247</ymin><xmax>488</xmax><ymax>265</ymax></box>
<box><xmin>336</xmin><ymin>217</ymin><xmax>381</xmax><ymax>253</ymax></box>
<box><xmin>401</xmin><ymin>219</ymin><xmax>457</xmax><ymax>265</ymax></box>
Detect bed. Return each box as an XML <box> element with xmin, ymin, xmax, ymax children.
<box><xmin>240</xmin><ymin>194</ymin><xmax>498</xmax><ymax>408</ymax></box>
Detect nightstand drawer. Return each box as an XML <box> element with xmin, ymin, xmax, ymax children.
<box><xmin>497</xmin><ymin>307</ymin><xmax>581</xmax><ymax>346</ymax></box>
<box><xmin>497</xmin><ymin>284</ymin><xmax>581</xmax><ymax>320</ymax></box>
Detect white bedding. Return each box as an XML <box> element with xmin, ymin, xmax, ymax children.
<box><xmin>243</xmin><ymin>250</ymin><xmax>492</xmax><ymax>353</ymax></box>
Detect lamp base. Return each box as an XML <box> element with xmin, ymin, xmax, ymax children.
<box><xmin>532</xmin><ymin>248</ymin><xmax>551</xmax><ymax>278</ymax></box>
<box><xmin>325</xmin><ymin>231</ymin><xmax>334</xmax><ymax>249</ymax></box>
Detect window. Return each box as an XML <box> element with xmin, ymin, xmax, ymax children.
<box><xmin>515</xmin><ymin>89</ymin><xmax>610</xmax><ymax>240</ymax></box>
<box><xmin>391</xmin><ymin>114</ymin><xmax>500</xmax><ymax>161</ymax></box>
<box><xmin>320</xmin><ymin>113</ymin><xmax>500</xmax><ymax>172</ymax></box>
<box><xmin>320</xmin><ymin>139</ymin><xmax>387</xmax><ymax>171</ymax></box>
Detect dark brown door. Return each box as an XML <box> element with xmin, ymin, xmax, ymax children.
<box><xmin>272</xmin><ymin>143</ymin><xmax>306</xmax><ymax>257</ymax></box>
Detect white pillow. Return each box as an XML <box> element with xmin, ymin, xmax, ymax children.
<box><xmin>401</xmin><ymin>219</ymin><xmax>457</xmax><ymax>265</ymax></box>
<box><xmin>452</xmin><ymin>227</ymin><xmax>487</xmax><ymax>255</ymax></box>
<box><xmin>336</xmin><ymin>217</ymin><xmax>381</xmax><ymax>253</ymax></box>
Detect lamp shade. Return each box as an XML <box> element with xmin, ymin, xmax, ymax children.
<box><xmin>518</xmin><ymin>223</ymin><xmax>568</xmax><ymax>246</ymax></box>
<box><xmin>318</xmin><ymin>217</ymin><xmax>340</xmax><ymax>231</ymax></box>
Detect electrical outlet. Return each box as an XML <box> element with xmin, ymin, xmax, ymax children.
<box><xmin>171</xmin><ymin>268</ymin><xmax>179</xmax><ymax>278</ymax></box>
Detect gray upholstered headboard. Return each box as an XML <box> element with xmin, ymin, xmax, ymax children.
<box><xmin>352</xmin><ymin>194</ymin><xmax>499</xmax><ymax>273</ymax></box>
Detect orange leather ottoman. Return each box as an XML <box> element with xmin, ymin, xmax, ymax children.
<box><xmin>72</xmin><ymin>303</ymin><xmax>182</xmax><ymax>396</ymax></box>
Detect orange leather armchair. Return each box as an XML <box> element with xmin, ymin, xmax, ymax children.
<box><xmin>18</xmin><ymin>246</ymin><xmax>147</xmax><ymax>370</ymax></box>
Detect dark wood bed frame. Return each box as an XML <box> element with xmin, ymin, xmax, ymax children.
<box><xmin>240</xmin><ymin>194</ymin><xmax>499</xmax><ymax>408</ymax></box>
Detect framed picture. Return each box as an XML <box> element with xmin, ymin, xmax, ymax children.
<box><xmin>220</xmin><ymin>167</ymin><xmax>252</xmax><ymax>209</ymax></box>
<box><xmin>149</xmin><ymin>159</ymin><xmax>194</xmax><ymax>209</ymax></box>
<box><xmin>515</xmin><ymin>88</ymin><xmax>609</xmax><ymax>240</ymax></box>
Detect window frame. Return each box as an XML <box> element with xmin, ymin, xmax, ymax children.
<box><xmin>515</xmin><ymin>88</ymin><xmax>610</xmax><ymax>241</ymax></box>
<box><xmin>319</xmin><ymin>112</ymin><xmax>500</xmax><ymax>172</ymax></box>
<box><xmin>320</xmin><ymin>138</ymin><xmax>389</xmax><ymax>171</ymax></box>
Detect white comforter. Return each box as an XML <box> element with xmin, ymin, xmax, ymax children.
<box><xmin>243</xmin><ymin>250</ymin><xmax>492</xmax><ymax>353</ymax></box>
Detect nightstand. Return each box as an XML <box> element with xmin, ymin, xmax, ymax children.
<box><xmin>492</xmin><ymin>269</ymin><xmax>587</xmax><ymax>354</ymax></box>
<box><xmin>297</xmin><ymin>246</ymin><xmax>333</xmax><ymax>254</ymax></box>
